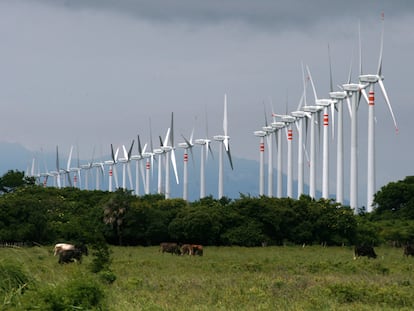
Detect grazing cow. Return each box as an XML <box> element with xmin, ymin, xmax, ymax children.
<box><xmin>403</xmin><ymin>244</ymin><xmax>414</xmax><ymax>257</ymax></box>
<box><xmin>180</xmin><ymin>244</ymin><xmax>193</xmax><ymax>255</ymax></box>
<box><xmin>54</xmin><ymin>243</ymin><xmax>75</xmax><ymax>256</ymax></box>
<box><xmin>354</xmin><ymin>245</ymin><xmax>377</xmax><ymax>259</ymax></box>
<box><xmin>58</xmin><ymin>245</ymin><xmax>88</xmax><ymax>264</ymax></box>
<box><xmin>191</xmin><ymin>244</ymin><xmax>203</xmax><ymax>256</ymax></box>
<box><xmin>159</xmin><ymin>242</ymin><xmax>181</xmax><ymax>255</ymax></box>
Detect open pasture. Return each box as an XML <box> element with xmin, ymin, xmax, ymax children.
<box><xmin>1</xmin><ymin>245</ymin><xmax>414</xmax><ymax>310</ymax></box>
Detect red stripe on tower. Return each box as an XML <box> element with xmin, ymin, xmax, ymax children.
<box><xmin>184</xmin><ymin>153</ymin><xmax>188</xmax><ymax>162</ymax></box>
<box><xmin>146</xmin><ymin>162</ymin><xmax>150</xmax><ymax>169</ymax></box>
<box><xmin>109</xmin><ymin>169</ymin><xmax>112</xmax><ymax>177</ymax></box>
<box><xmin>260</xmin><ymin>142</ymin><xmax>264</xmax><ymax>152</ymax></box>
<box><xmin>324</xmin><ymin>114</ymin><xmax>329</xmax><ymax>126</ymax></box>
<box><xmin>369</xmin><ymin>91</ymin><xmax>375</xmax><ymax>106</ymax></box>
<box><xmin>288</xmin><ymin>129</ymin><xmax>293</xmax><ymax>141</ymax></box>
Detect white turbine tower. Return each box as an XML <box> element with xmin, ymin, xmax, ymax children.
<box><xmin>253</xmin><ymin>129</ymin><xmax>266</xmax><ymax>196</ymax></box>
<box><xmin>178</xmin><ymin>130</ymin><xmax>194</xmax><ymax>201</ymax></box>
<box><xmin>161</xmin><ymin>113</ymin><xmax>179</xmax><ymax>199</ymax></box>
<box><xmin>302</xmin><ymin>101</ymin><xmax>323</xmax><ymax>199</ymax></box>
<box><xmin>291</xmin><ymin>66</ymin><xmax>311</xmax><ymax>199</ymax></box>
<box><xmin>271</xmin><ymin>118</ymin><xmax>286</xmax><ymax>198</ymax></box>
<box><xmin>194</xmin><ymin>113</ymin><xmax>214</xmax><ymax>199</ymax></box>
<box><xmin>307</xmin><ymin>66</ymin><xmax>337</xmax><ymax>199</ymax></box>
<box><xmin>143</xmin><ymin>120</ymin><xmax>156</xmax><ymax>195</ymax></box>
<box><xmin>359</xmin><ymin>16</ymin><xmax>398</xmax><ymax>211</ymax></box>
<box><xmin>343</xmin><ymin>24</ymin><xmax>369</xmax><ymax>211</ymax></box>
<box><xmin>213</xmin><ymin>94</ymin><xmax>233</xmax><ymax>199</ymax></box>
<box><xmin>104</xmin><ymin>144</ymin><xmax>120</xmax><ymax>192</ymax></box>
<box><xmin>119</xmin><ymin>140</ymin><xmax>134</xmax><ymax>191</ymax></box>
<box><xmin>280</xmin><ymin>114</ymin><xmax>296</xmax><ymax>198</ymax></box>
<box><xmin>328</xmin><ymin>47</ymin><xmax>349</xmax><ymax>205</ymax></box>
<box><xmin>131</xmin><ymin>135</ymin><xmax>147</xmax><ymax>196</ymax></box>
<box><xmin>262</xmin><ymin>113</ymin><xmax>276</xmax><ymax>197</ymax></box>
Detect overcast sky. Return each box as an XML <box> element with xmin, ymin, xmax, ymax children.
<box><xmin>0</xmin><ymin>0</ymin><xmax>413</xmax><ymax>202</ymax></box>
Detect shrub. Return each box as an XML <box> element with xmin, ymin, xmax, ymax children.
<box><xmin>0</xmin><ymin>260</ymin><xmax>30</xmax><ymax>307</ymax></box>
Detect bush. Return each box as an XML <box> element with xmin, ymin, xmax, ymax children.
<box><xmin>23</xmin><ymin>277</ymin><xmax>106</xmax><ymax>310</ymax></box>
<box><xmin>0</xmin><ymin>260</ymin><xmax>30</xmax><ymax>307</ymax></box>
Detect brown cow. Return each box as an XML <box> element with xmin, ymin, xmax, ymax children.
<box><xmin>180</xmin><ymin>244</ymin><xmax>193</xmax><ymax>255</ymax></box>
<box><xmin>191</xmin><ymin>244</ymin><xmax>203</xmax><ymax>256</ymax></box>
<box><xmin>159</xmin><ymin>242</ymin><xmax>181</xmax><ymax>255</ymax></box>
<box><xmin>403</xmin><ymin>244</ymin><xmax>414</xmax><ymax>257</ymax></box>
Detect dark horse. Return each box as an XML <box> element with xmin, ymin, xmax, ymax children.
<box><xmin>58</xmin><ymin>244</ymin><xmax>88</xmax><ymax>264</ymax></box>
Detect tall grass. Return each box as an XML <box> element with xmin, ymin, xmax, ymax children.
<box><xmin>1</xmin><ymin>245</ymin><xmax>414</xmax><ymax>310</ymax></box>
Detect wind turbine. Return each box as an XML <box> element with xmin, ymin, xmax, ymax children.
<box><xmin>61</xmin><ymin>146</ymin><xmax>74</xmax><ymax>188</ymax></box>
<box><xmin>302</xmin><ymin>79</ymin><xmax>323</xmax><ymax>199</ymax></box>
<box><xmin>262</xmin><ymin>106</ymin><xmax>276</xmax><ymax>197</ymax></box>
<box><xmin>178</xmin><ymin>129</ymin><xmax>194</xmax><ymax>201</ymax></box>
<box><xmin>80</xmin><ymin>147</ymin><xmax>96</xmax><ymax>190</ymax></box>
<box><xmin>130</xmin><ymin>135</ymin><xmax>147</xmax><ymax>196</ymax></box>
<box><xmin>194</xmin><ymin>112</ymin><xmax>214</xmax><ymax>199</ymax></box>
<box><xmin>291</xmin><ymin>64</ymin><xmax>311</xmax><ymax>199</ymax></box>
<box><xmin>118</xmin><ymin>140</ymin><xmax>134</xmax><ymax>191</ymax></box>
<box><xmin>343</xmin><ymin>23</ymin><xmax>369</xmax><ymax>211</ymax></box>
<box><xmin>359</xmin><ymin>15</ymin><xmax>398</xmax><ymax>211</ymax></box>
<box><xmin>104</xmin><ymin>144</ymin><xmax>120</xmax><ymax>192</ymax></box>
<box><xmin>213</xmin><ymin>94</ymin><xmax>233</xmax><ymax>199</ymax></box>
<box><xmin>142</xmin><ymin>119</ymin><xmax>156</xmax><ymax>195</ymax></box>
<box><xmin>328</xmin><ymin>46</ymin><xmax>349</xmax><ymax>205</ymax></box>
<box><xmin>271</xmin><ymin>117</ymin><xmax>286</xmax><ymax>198</ymax></box>
<box><xmin>253</xmin><ymin>129</ymin><xmax>266</xmax><ymax>196</ymax></box>
<box><xmin>307</xmin><ymin>65</ymin><xmax>337</xmax><ymax>199</ymax></box>
<box><xmin>161</xmin><ymin>113</ymin><xmax>179</xmax><ymax>199</ymax></box>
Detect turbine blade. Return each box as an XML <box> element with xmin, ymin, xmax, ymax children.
<box><xmin>170</xmin><ymin>149</ymin><xmax>179</xmax><ymax>184</ymax></box>
<box><xmin>128</xmin><ymin>140</ymin><xmax>135</xmax><ymax>160</ymax></box>
<box><xmin>223</xmin><ymin>94</ymin><xmax>228</xmax><ymax>136</ymax></box>
<box><xmin>306</xmin><ymin>65</ymin><xmax>318</xmax><ymax>102</ymax></box>
<box><xmin>378</xmin><ymin>15</ymin><xmax>384</xmax><ymax>76</ymax></box>
<box><xmin>378</xmin><ymin>79</ymin><xmax>398</xmax><ymax>132</ymax></box>
<box><xmin>361</xmin><ymin>88</ymin><xmax>369</xmax><ymax>104</ymax></box>
<box><xmin>328</xmin><ymin>44</ymin><xmax>334</xmax><ymax>93</ymax></box>
<box><xmin>226</xmin><ymin>143</ymin><xmax>234</xmax><ymax>170</ymax></box>
<box><xmin>138</xmin><ymin>135</ymin><xmax>143</xmax><ymax>156</ymax></box>
<box><xmin>346</xmin><ymin>96</ymin><xmax>352</xmax><ymax>119</ymax></box>
<box><xmin>66</xmin><ymin>146</ymin><xmax>73</xmax><ymax>171</ymax></box>
<box><xmin>359</xmin><ymin>21</ymin><xmax>363</xmax><ymax>75</ymax></box>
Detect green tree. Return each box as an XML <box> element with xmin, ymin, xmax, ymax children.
<box><xmin>0</xmin><ymin>170</ymin><xmax>34</xmax><ymax>194</ymax></box>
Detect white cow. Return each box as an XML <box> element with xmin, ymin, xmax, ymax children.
<box><xmin>53</xmin><ymin>243</ymin><xmax>75</xmax><ymax>256</ymax></box>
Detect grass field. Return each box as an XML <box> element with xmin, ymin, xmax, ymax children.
<box><xmin>1</xmin><ymin>245</ymin><xmax>414</xmax><ymax>310</ymax></box>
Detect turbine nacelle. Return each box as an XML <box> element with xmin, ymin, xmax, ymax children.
<box><xmin>359</xmin><ymin>74</ymin><xmax>382</xmax><ymax>83</ymax></box>
<box><xmin>280</xmin><ymin>115</ymin><xmax>296</xmax><ymax>123</ymax></box>
<box><xmin>316</xmin><ymin>99</ymin><xmax>336</xmax><ymax>107</ymax></box>
<box><xmin>262</xmin><ymin>125</ymin><xmax>275</xmax><ymax>133</ymax></box>
<box><xmin>329</xmin><ymin>91</ymin><xmax>347</xmax><ymax>100</ymax></box>
<box><xmin>291</xmin><ymin>111</ymin><xmax>310</xmax><ymax>118</ymax></box>
<box><xmin>342</xmin><ymin>83</ymin><xmax>367</xmax><ymax>92</ymax></box>
<box><xmin>194</xmin><ymin>139</ymin><xmax>207</xmax><ymax>145</ymax></box>
<box><xmin>254</xmin><ymin>130</ymin><xmax>267</xmax><ymax>137</ymax></box>
<box><xmin>271</xmin><ymin>121</ymin><xmax>285</xmax><ymax>129</ymax></box>
<box><xmin>213</xmin><ymin>135</ymin><xmax>228</xmax><ymax>142</ymax></box>
<box><xmin>302</xmin><ymin>105</ymin><xmax>323</xmax><ymax>113</ymax></box>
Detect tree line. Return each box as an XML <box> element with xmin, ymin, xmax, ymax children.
<box><xmin>0</xmin><ymin>170</ymin><xmax>413</xmax><ymax>247</ymax></box>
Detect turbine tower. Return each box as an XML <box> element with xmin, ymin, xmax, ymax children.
<box><xmin>194</xmin><ymin>113</ymin><xmax>213</xmax><ymax>199</ymax></box>
<box><xmin>307</xmin><ymin>66</ymin><xmax>337</xmax><ymax>199</ymax></box>
<box><xmin>161</xmin><ymin>113</ymin><xmax>179</xmax><ymax>199</ymax></box>
<box><xmin>271</xmin><ymin>119</ymin><xmax>285</xmax><ymax>198</ymax></box>
<box><xmin>359</xmin><ymin>16</ymin><xmax>398</xmax><ymax>211</ymax></box>
<box><xmin>104</xmin><ymin>144</ymin><xmax>119</xmax><ymax>192</ymax></box>
<box><xmin>131</xmin><ymin>135</ymin><xmax>146</xmax><ymax>196</ymax></box>
<box><xmin>343</xmin><ymin>24</ymin><xmax>369</xmax><ymax>211</ymax></box>
<box><xmin>213</xmin><ymin>94</ymin><xmax>233</xmax><ymax>199</ymax></box>
<box><xmin>262</xmin><ymin>109</ymin><xmax>276</xmax><ymax>197</ymax></box>
<box><xmin>302</xmin><ymin>104</ymin><xmax>323</xmax><ymax>199</ymax></box>
<box><xmin>328</xmin><ymin>47</ymin><xmax>348</xmax><ymax>205</ymax></box>
<box><xmin>280</xmin><ymin>114</ymin><xmax>296</xmax><ymax>198</ymax></box>
<box><xmin>178</xmin><ymin>130</ymin><xmax>194</xmax><ymax>201</ymax></box>
<box><xmin>253</xmin><ymin>129</ymin><xmax>266</xmax><ymax>196</ymax></box>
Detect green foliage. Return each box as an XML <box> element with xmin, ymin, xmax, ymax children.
<box><xmin>89</xmin><ymin>243</ymin><xmax>112</xmax><ymax>274</ymax></box>
<box><xmin>0</xmin><ymin>170</ymin><xmax>32</xmax><ymax>194</ymax></box>
<box><xmin>24</xmin><ymin>276</ymin><xmax>106</xmax><ymax>310</ymax></box>
<box><xmin>373</xmin><ymin>176</ymin><xmax>414</xmax><ymax>219</ymax></box>
<box><xmin>0</xmin><ymin>260</ymin><xmax>30</xmax><ymax>307</ymax></box>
